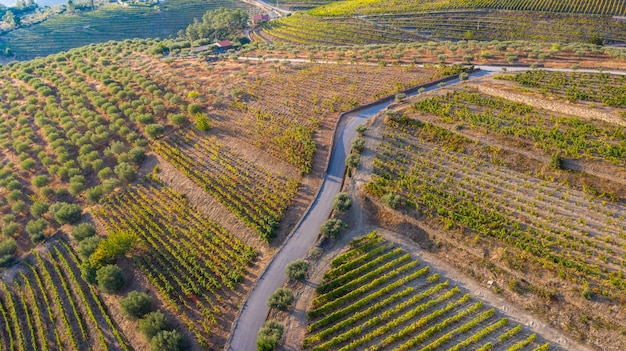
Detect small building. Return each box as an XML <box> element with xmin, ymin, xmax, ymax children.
<box><xmin>215</xmin><ymin>40</ymin><xmax>233</xmax><ymax>52</ymax></box>
<box><xmin>253</xmin><ymin>14</ymin><xmax>270</xmax><ymax>24</ymax></box>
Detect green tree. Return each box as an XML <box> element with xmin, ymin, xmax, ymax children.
<box><xmin>25</xmin><ymin>218</ymin><xmax>47</xmax><ymax>243</ymax></box>
<box><xmin>194</xmin><ymin>113</ymin><xmax>210</xmax><ymax>131</ymax></box>
<box><xmin>151</xmin><ymin>330</ymin><xmax>187</xmax><ymax>351</ymax></box>
<box><xmin>72</xmin><ymin>223</ymin><xmax>96</xmax><ymax>242</ymax></box>
<box><xmin>320</xmin><ymin>218</ymin><xmax>343</xmax><ymax>239</ymax></box>
<box><xmin>90</xmin><ymin>230</ymin><xmax>137</xmax><ymax>267</ymax></box>
<box><xmin>0</xmin><ymin>239</ymin><xmax>17</xmax><ymax>267</ymax></box>
<box><xmin>49</xmin><ymin>202</ymin><xmax>82</xmax><ymax>225</ymax></box>
<box><xmin>257</xmin><ymin>320</ymin><xmax>284</xmax><ymax>351</ymax></box>
<box><xmin>96</xmin><ymin>264</ymin><xmax>125</xmax><ymax>293</ymax></box>
<box><xmin>120</xmin><ymin>291</ymin><xmax>153</xmax><ymax>319</ymax></box>
<box><xmin>286</xmin><ymin>259</ymin><xmax>309</xmax><ymax>282</ymax></box>
<box><xmin>139</xmin><ymin>311</ymin><xmax>168</xmax><ymax>340</ymax></box>
<box><xmin>79</xmin><ymin>236</ymin><xmax>101</xmax><ymax>260</ymax></box>
<box><xmin>114</xmin><ymin>162</ymin><xmax>136</xmax><ymax>182</ymax></box>
<box><xmin>30</xmin><ymin>201</ymin><xmax>49</xmax><ymax>218</ymax></box>
<box><xmin>333</xmin><ymin>192</ymin><xmax>352</xmax><ymax>212</ymax></box>
<box><xmin>267</xmin><ymin>288</ymin><xmax>294</xmax><ymax>311</ymax></box>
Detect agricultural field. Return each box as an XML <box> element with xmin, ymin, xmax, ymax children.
<box><xmin>93</xmin><ymin>178</ymin><xmax>257</xmax><ymax>347</ymax></box>
<box><xmin>0</xmin><ymin>241</ymin><xmax>130</xmax><ymax>351</ymax></box>
<box><xmin>243</xmin><ymin>41</ymin><xmax>626</xmax><ymax>70</ymax></box>
<box><xmin>0</xmin><ymin>0</ymin><xmax>260</xmax><ymax>59</ymax></box>
<box><xmin>304</xmin><ymin>232</ymin><xmax>552</xmax><ymax>351</ymax></box>
<box><xmin>358</xmin><ymin>72</ymin><xmax>626</xmax><ymax>350</ymax></box>
<box><xmin>0</xmin><ymin>36</ymin><xmax>466</xmax><ymax>349</ymax></box>
<box><xmin>258</xmin><ymin>0</ymin><xmax>626</xmax><ymax>45</ymax></box>
<box><xmin>308</xmin><ymin>0</ymin><xmax>626</xmax><ymax>17</ymax></box>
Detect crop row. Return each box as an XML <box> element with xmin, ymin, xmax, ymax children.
<box><xmin>305</xmin><ymin>233</ymin><xmax>547</xmax><ymax>350</ymax></box>
<box><xmin>94</xmin><ymin>179</ymin><xmax>256</xmax><ymax>347</ymax></box>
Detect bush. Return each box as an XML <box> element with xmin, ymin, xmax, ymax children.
<box><xmin>140</xmin><ymin>311</ymin><xmax>169</xmax><ymax>340</ymax></box>
<box><xmin>355</xmin><ymin>124</ymin><xmax>367</xmax><ymax>135</ymax></box>
<box><xmin>381</xmin><ymin>192</ymin><xmax>402</xmax><ymax>209</ymax></box>
<box><xmin>25</xmin><ymin>218</ymin><xmax>47</xmax><ymax>243</ymax></box>
<box><xmin>90</xmin><ymin>230</ymin><xmax>137</xmax><ymax>267</ymax></box>
<box><xmin>257</xmin><ymin>320</ymin><xmax>284</xmax><ymax>351</ymax></box>
<box><xmin>96</xmin><ymin>264</ymin><xmax>125</xmax><ymax>293</ymax></box>
<box><xmin>0</xmin><ymin>239</ymin><xmax>17</xmax><ymax>267</ymax></box>
<box><xmin>128</xmin><ymin>147</ymin><xmax>146</xmax><ymax>165</ymax></box>
<box><xmin>32</xmin><ymin>175</ymin><xmax>51</xmax><ymax>188</ymax></box>
<box><xmin>286</xmin><ymin>259</ymin><xmax>309</xmax><ymax>282</ymax></box>
<box><xmin>2</xmin><ymin>223</ymin><xmax>19</xmax><ymax>238</ymax></box>
<box><xmin>72</xmin><ymin>223</ymin><xmax>96</xmax><ymax>241</ymax></box>
<box><xmin>150</xmin><ymin>330</ymin><xmax>187</xmax><ymax>351</ymax></box>
<box><xmin>49</xmin><ymin>202</ymin><xmax>82</xmax><ymax>225</ymax></box>
<box><xmin>320</xmin><ymin>218</ymin><xmax>343</xmax><ymax>239</ymax></box>
<box><xmin>549</xmin><ymin>153</ymin><xmax>564</xmax><ymax>170</ymax></box>
<box><xmin>167</xmin><ymin>113</ymin><xmax>187</xmax><ymax>126</ymax></box>
<box><xmin>30</xmin><ymin>201</ymin><xmax>49</xmax><ymax>218</ymax></box>
<box><xmin>267</xmin><ymin>288</ymin><xmax>294</xmax><ymax>311</ymax></box>
<box><xmin>145</xmin><ymin>124</ymin><xmax>165</xmax><ymax>139</ymax></box>
<box><xmin>345</xmin><ymin>154</ymin><xmax>360</xmax><ymax>169</ymax></box>
<box><xmin>459</xmin><ymin>72</ymin><xmax>470</xmax><ymax>81</ymax></box>
<box><xmin>333</xmin><ymin>193</ymin><xmax>352</xmax><ymax>212</ymax></box>
<box><xmin>120</xmin><ymin>291</ymin><xmax>153</xmax><ymax>319</ymax></box>
<box><xmin>81</xmin><ymin>260</ymin><xmax>97</xmax><ymax>284</ymax></box>
<box><xmin>114</xmin><ymin>162</ymin><xmax>136</xmax><ymax>182</ymax></box>
<box><xmin>194</xmin><ymin>113</ymin><xmax>210</xmax><ymax>131</ymax></box>
<box><xmin>85</xmin><ymin>186</ymin><xmax>104</xmax><ymax>203</ymax></box>
<box><xmin>351</xmin><ymin>138</ymin><xmax>365</xmax><ymax>153</ymax></box>
<box><xmin>79</xmin><ymin>236</ymin><xmax>101</xmax><ymax>260</ymax></box>
<box><xmin>187</xmin><ymin>104</ymin><xmax>202</xmax><ymax>115</ymax></box>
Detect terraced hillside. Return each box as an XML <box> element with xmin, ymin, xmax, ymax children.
<box><xmin>0</xmin><ymin>0</ymin><xmax>260</xmax><ymax>59</ymax></box>
<box><xmin>0</xmin><ymin>38</ymin><xmax>456</xmax><ymax>349</ymax></box>
<box><xmin>263</xmin><ymin>0</ymin><xmax>626</xmax><ymax>44</ymax></box>
<box><xmin>358</xmin><ymin>71</ymin><xmax>626</xmax><ymax>350</ymax></box>
<box><xmin>305</xmin><ymin>232</ymin><xmax>552</xmax><ymax>351</ymax></box>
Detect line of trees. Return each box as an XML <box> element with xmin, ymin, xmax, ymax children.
<box><xmin>179</xmin><ymin>8</ymin><xmax>248</xmax><ymax>42</ymax></box>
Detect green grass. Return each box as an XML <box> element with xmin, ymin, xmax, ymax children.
<box><xmin>0</xmin><ymin>0</ymin><xmax>256</xmax><ymax>59</ymax></box>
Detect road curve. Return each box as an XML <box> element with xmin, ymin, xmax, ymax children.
<box><xmin>226</xmin><ymin>64</ymin><xmax>626</xmax><ymax>350</ymax></box>
<box><xmin>226</xmin><ymin>73</ymin><xmax>473</xmax><ymax>351</ymax></box>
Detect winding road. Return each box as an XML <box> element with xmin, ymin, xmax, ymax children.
<box><xmin>226</xmin><ymin>72</ymin><xmax>470</xmax><ymax>351</ymax></box>
<box><xmin>225</xmin><ymin>61</ymin><xmax>625</xmax><ymax>350</ymax></box>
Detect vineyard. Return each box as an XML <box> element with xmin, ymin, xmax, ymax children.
<box><xmin>264</xmin><ymin>10</ymin><xmax>626</xmax><ymax>45</ymax></box>
<box><xmin>152</xmin><ymin>128</ymin><xmax>299</xmax><ymax>241</ymax></box>
<box><xmin>0</xmin><ymin>0</ymin><xmax>260</xmax><ymax>59</ymax></box>
<box><xmin>308</xmin><ymin>0</ymin><xmax>626</xmax><ymax>17</ymax></box>
<box><xmin>304</xmin><ymin>232</ymin><xmax>550</xmax><ymax>351</ymax></box>
<box><xmin>0</xmin><ymin>241</ymin><xmax>130</xmax><ymax>351</ymax></box>
<box><xmin>410</xmin><ymin>87</ymin><xmax>626</xmax><ymax>166</ymax></box>
<box><xmin>93</xmin><ymin>178</ymin><xmax>257</xmax><ymax>347</ymax></box>
<box><xmin>499</xmin><ymin>70</ymin><xmax>626</xmax><ymax>107</ymax></box>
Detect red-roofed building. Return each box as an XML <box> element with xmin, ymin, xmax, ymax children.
<box><xmin>216</xmin><ymin>40</ymin><xmax>233</xmax><ymax>49</ymax></box>
<box><xmin>253</xmin><ymin>14</ymin><xmax>270</xmax><ymax>24</ymax></box>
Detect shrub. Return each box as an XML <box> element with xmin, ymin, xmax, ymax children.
<box><xmin>286</xmin><ymin>259</ymin><xmax>309</xmax><ymax>282</ymax></box>
<box><xmin>345</xmin><ymin>154</ymin><xmax>360</xmax><ymax>169</ymax></box>
<box><xmin>120</xmin><ymin>291</ymin><xmax>153</xmax><ymax>319</ymax></box>
<box><xmin>333</xmin><ymin>193</ymin><xmax>352</xmax><ymax>212</ymax></box>
<box><xmin>2</xmin><ymin>223</ymin><xmax>19</xmax><ymax>238</ymax></box>
<box><xmin>150</xmin><ymin>330</ymin><xmax>187</xmax><ymax>351</ymax></box>
<box><xmin>257</xmin><ymin>320</ymin><xmax>284</xmax><ymax>351</ymax></box>
<box><xmin>459</xmin><ymin>72</ymin><xmax>470</xmax><ymax>81</ymax></box>
<box><xmin>30</xmin><ymin>201</ymin><xmax>49</xmax><ymax>218</ymax></box>
<box><xmin>90</xmin><ymin>230</ymin><xmax>137</xmax><ymax>267</ymax></box>
<box><xmin>32</xmin><ymin>175</ymin><xmax>51</xmax><ymax>188</ymax></box>
<box><xmin>79</xmin><ymin>236</ymin><xmax>101</xmax><ymax>260</ymax></box>
<box><xmin>267</xmin><ymin>288</ymin><xmax>294</xmax><ymax>311</ymax></box>
<box><xmin>81</xmin><ymin>260</ymin><xmax>97</xmax><ymax>284</ymax></box>
<box><xmin>49</xmin><ymin>202</ymin><xmax>82</xmax><ymax>225</ymax></box>
<box><xmin>194</xmin><ymin>113</ymin><xmax>210</xmax><ymax>131</ymax></box>
<box><xmin>25</xmin><ymin>218</ymin><xmax>47</xmax><ymax>243</ymax></box>
<box><xmin>72</xmin><ymin>223</ymin><xmax>96</xmax><ymax>242</ymax></box>
<box><xmin>140</xmin><ymin>311</ymin><xmax>168</xmax><ymax>340</ymax></box>
<box><xmin>320</xmin><ymin>218</ymin><xmax>343</xmax><ymax>239</ymax></box>
<box><xmin>187</xmin><ymin>103</ymin><xmax>202</xmax><ymax>115</ymax></box>
<box><xmin>351</xmin><ymin>138</ymin><xmax>365</xmax><ymax>153</ymax></box>
<box><xmin>145</xmin><ymin>124</ymin><xmax>165</xmax><ymax>139</ymax></box>
<box><xmin>96</xmin><ymin>264</ymin><xmax>125</xmax><ymax>293</ymax></box>
<box><xmin>382</xmin><ymin>192</ymin><xmax>401</xmax><ymax>209</ymax></box>
<box><xmin>98</xmin><ymin>167</ymin><xmax>113</xmax><ymax>180</ymax></box>
<box><xmin>85</xmin><ymin>186</ymin><xmax>104</xmax><ymax>204</ymax></box>
<box><xmin>549</xmin><ymin>153</ymin><xmax>563</xmax><ymax>170</ymax></box>
<box><xmin>167</xmin><ymin>113</ymin><xmax>187</xmax><ymax>126</ymax></box>
<box><xmin>114</xmin><ymin>162</ymin><xmax>136</xmax><ymax>182</ymax></box>
<box><xmin>128</xmin><ymin>147</ymin><xmax>146</xmax><ymax>165</ymax></box>
<box><xmin>355</xmin><ymin>124</ymin><xmax>367</xmax><ymax>135</ymax></box>
<box><xmin>0</xmin><ymin>239</ymin><xmax>17</xmax><ymax>267</ymax></box>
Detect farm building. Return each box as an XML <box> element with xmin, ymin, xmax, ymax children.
<box><xmin>253</xmin><ymin>14</ymin><xmax>270</xmax><ymax>24</ymax></box>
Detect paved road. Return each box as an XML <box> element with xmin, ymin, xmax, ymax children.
<box><xmin>226</xmin><ymin>74</ymin><xmax>470</xmax><ymax>351</ymax></box>
<box><xmin>225</xmin><ymin>64</ymin><xmax>625</xmax><ymax>350</ymax></box>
